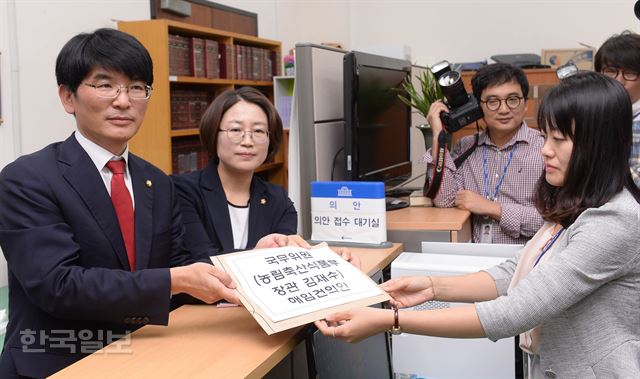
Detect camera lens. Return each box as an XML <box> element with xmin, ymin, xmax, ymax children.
<box><xmin>430</xmin><ymin>60</ymin><xmax>451</xmax><ymax>80</ymax></box>
<box><xmin>438</xmin><ymin>71</ymin><xmax>468</xmax><ymax>108</ymax></box>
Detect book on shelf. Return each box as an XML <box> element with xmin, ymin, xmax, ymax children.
<box><xmin>170</xmin><ymin>90</ymin><xmax>210</xmax><ymax>130</ymax></box>
<box><xmin>172</xmin><ymin>138</ymin><xmax>209</xmax><ymax>174</ymax></box>
<box><xmin>204</xmin><ymin>39</ymin><xmax>220</xmax><ymax>79</ymax></box>
<box><xmin>252</xmin><ymin>47</ymin><xmax>261</xmax><ymax>81</ymax></box>
<box><xmin>219</xmin><ymin>42</ymin><xmax>233</xmax><ymax>79</ymax></box>
<box><xmin>233</xmin><ymin>44</ymin><xmax>281</xmax><ymax>81</ymax></box>
<box><xmin>247</xmin><ymin>45</ymin><xmax>253</xmax><ymax>80</ymax></box>
<box><xmin>409</xmin><ymin>190</ymin><xmax>433</xmax><ymax>207</ymax></box>
<box><xmin>191</xmin><ymin>37</ymin><xmax>206</xmax><ymax>78</ymax></box>
<box><xmin>236</xmin><ymin>45</ymin><xmax>244</xmax><ymax>80</ymax></box>
<box><xmin>169</xmin><ymin>34</ymin><xmax>227</xmax><ymax>79</ymax></box>
<box><xmin>168</xmin><ymin>34</ymin><xmax>191</xmax><ymax>76</ymax></box>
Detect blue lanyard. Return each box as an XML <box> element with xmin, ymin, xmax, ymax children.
<box><xmin>533</xmin><ymin>227</ymin><xmax>564</xmax><ymax>267</ymax></box>
<box><xmin>483</xmin><ymin>144</ymin><xmax>517</xmax><ymax>201</ymax></box>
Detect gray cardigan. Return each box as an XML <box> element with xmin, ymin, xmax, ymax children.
<box><xmin>476</xmin><ymin>189</ymin><xmax>640</xmax><ymax>378</ymax></box>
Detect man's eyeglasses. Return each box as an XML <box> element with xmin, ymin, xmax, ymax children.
<box><xmin>83</xmin><ymin>82</ymin><xmax>153</xmax><ymax>99</ymax></box>
<box><xmin>480</xmin><ymin>95</ymin><xmax>524</xmax><ymax>111</ymax></box>
<box><xmin>219</xmin><ymin>128</ymin><xmax>270</xmax><ymax>144</ymax></box>
<box><xmin>601</xmin><ymin>67</ymin><xmax>639</xmax><ymax>81</ymax></box>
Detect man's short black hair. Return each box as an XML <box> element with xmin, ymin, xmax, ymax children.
<box><xmin>594</xmin><ymin>30</ymin><xmax>640</xmax><ymax>73</ymax></box>
<box><xmin>471</xmin><ymin>63</ymin><xmax>529</xmax><ymax>100</ymax></box>
<box><xmin>55</xmin><ymin>28</ymin><xmax>153</xmax><ymax>94</ymax></box>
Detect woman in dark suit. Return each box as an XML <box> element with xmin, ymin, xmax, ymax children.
<box><xmin>172</xmin><ymin>87</ymin><xmax>296</xmax><ymax>259</ymax></box>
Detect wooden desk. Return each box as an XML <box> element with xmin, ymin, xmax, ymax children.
<box><xmin>50</xmin><ymin>243</ymin><xmax>402</xmax><ymax>379</ymax></box>
<box><xmin>387</xmin><ymin>207</ymin><xmax>471</xmax><ymax>251</ymax></box>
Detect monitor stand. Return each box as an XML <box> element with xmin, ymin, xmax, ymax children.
<box><xmin>386</xmin><ymin>197</ymin><xmax>409</xmax><ymax>211</ymax></box>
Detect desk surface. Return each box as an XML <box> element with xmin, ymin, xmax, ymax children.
<box><xmin>387</xmin><ymin>206</ymin><xmax>471</xmax><ymax>231</ymax></box>
<box><xmin>50</xmin><ymin>243</ymin><xmax>402</xmax><ymax>379</ymax></box>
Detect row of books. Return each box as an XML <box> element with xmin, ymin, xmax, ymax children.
<box><xmin>235</xmin><ymin>44</ymin><xmax>282</xmax><ymax>82</ymax></box>
<box><xmin>170</xmin><ymin>90</ymin><xmax>211</xmax><ymax>130</ymax></box>
<box><xmin>168</xmin><ymin>34</ymin><xmax>282</xmax><ymax>81</ymax></box>
<box><xmin>172</xmin><ymin>138</ymin><xmax>209</xmax><ymax>174</ymax></box>
<box><xmin>169</xmin><ymin>35</ymin><xmax>232</xmax><ymax>79</ymax></box>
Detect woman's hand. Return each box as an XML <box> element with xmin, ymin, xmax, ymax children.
<box><xmin>314</xmin><ymin>307</ymin><xmax>392</xmax><ymax>343</ymax></box>
<box><xmin>380</xmin><ymin>276</ymin><xmax>435</xmax><ymax>308</ymax></box>
<box><xmin>256</xmin><ymin>234</ymin><xmax>312</xmax><ymax>249</ymax></box>
<box><xmin>331</xmin><ymin>247</ymin><xmax>362</xmax><ymax>270</ymax></box>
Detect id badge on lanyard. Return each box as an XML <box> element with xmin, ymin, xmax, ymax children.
<box><xmin>481</xmin><ymin>144</ymin><xmax>517</xmax><ymax>243</ymax></box>
<box><xmin>479</xmin><ymin>218</ymin><xmax>493</xmax><ymax>243</ymax></box>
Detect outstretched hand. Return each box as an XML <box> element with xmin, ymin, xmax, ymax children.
<box><xmin>170</xmin><ymin>262</ymin><xmax>240</xmax><ymax>304</ymax></box>
<box><xmin>331</xmin><ymin>247</ymin><xmax>362</xmax><ymax>270</ymax></box>
<box><xmin>256</xmin><ymin>234</ymin><xmax>312</xmax><ymax>249</ymax></box>
<box><xmin>380</xmin><ymin>276</ymin><xmax>434</xmax><ymax>308</ymax></box>
<box><xmin>314</xmin><ymin>307</ymin><xmax>391</xmax><ymax>343</ymax></box>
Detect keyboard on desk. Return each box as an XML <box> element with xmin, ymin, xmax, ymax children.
<box><xmin>385</xmin><ymin>197</ymin><xmax>409</xmax><ymax>211</ymax></box>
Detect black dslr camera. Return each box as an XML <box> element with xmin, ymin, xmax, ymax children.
<box><xmin>430</xmin><ymin>61</ymin><xmax>483</xmax><ymax>132</ymax></box>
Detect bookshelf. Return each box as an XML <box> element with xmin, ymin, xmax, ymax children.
<box><xmin>117</xmin><ymin>19</ymin><xmax>286</xmax><ymax>186</ymax></box>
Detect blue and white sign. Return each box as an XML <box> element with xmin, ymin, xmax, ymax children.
<box><xmin>310</xmin><ymin>181</ymin><xmax>387</xmax><ymax>245</ymax></box>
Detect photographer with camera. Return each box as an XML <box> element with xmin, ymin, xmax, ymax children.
<box><xmin>595</xmin><ymin>31</ymin><xmax>640</xmax><ymax>186</ymax></box>
<box><xmin>425</xmin><ymin>63</ymin><xmax>544</xmax><ymax>244</ymax></box>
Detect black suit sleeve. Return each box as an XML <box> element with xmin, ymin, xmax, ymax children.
<box><xmin>167</xmin><ymin>178</ymin><xmax>205</xmax><ymax>265</ymax></box>
<box><xmin>271</xmin><ymin>186</ymin><xmax>298</xmax><ymax>235</ymax></box>
<box><xmin>172</xmin><ymin>173</ymin><xmax>223</xmax><ymax>260</ymax></box>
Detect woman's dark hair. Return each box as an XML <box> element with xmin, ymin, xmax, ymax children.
<box><xmin>535</xmin><ymin>71</ymin><xmax>640</xmax><ymax>226</ymax></box>
<box><xmin>55</xmin><ymin>28</ymin><xmax>153</xmax><ymax>93</ymax></box>
<box><xmin>594</xmin><ymin>30</ymin><xmax>640</xmax><ymax>73</ymax></box>
<box><xmin>471</xmin><ymin>63</ymin><xmax>529</xmax><ymax>101</ymax></box>
<box><xmin>199</xmin><ymin>87</ymin><xmax>283</xmax><ymax>162</ymax></box>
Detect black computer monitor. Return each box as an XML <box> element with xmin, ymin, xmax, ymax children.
<box><xmin>343</xmin><ymin>51</ymin><xmax>412</xmax><ymax>186</ymax></box>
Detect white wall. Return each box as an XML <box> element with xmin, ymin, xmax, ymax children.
<box><xmin>215</xmin><ymin>0</ymin><xmax>351</xmax><ymax>55</ymax></box>
<box><xmin>217</xmin><ymin>0</ymin><xmax>639</xmax><ymax>65</ymax></box>
<box><xmin>11</xmin><ymin>0</ymin><xmax>150</xmax><ymax>156</ymax></box>
<box><xmin>0</xmin><ymin>0</ymin><xmax>16</xmax><ymax>288</ymax></box>
<box><xmin>347</xmin><ymin>0</ymin><xmax>640</xmax><ymax>66</ymax></box>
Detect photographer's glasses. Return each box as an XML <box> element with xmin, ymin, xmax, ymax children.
<box><xmin>83</xmin><ymin>82</ymin><xmax>153</xmax><ymax>99</ymax></box>
<box><xmin>219</xmin><ymin>128</ymin><xmax>270</xmax><ymax>144</ymax></box>
<box><xmin>480</xmin><ymin>96</ymin><xmax>524</xmax><ymax>111</ymax></box>
<box><xmin>601</xmin><ymin>67</ymin><xmax>639</xmax><ymax>81</ymax></box>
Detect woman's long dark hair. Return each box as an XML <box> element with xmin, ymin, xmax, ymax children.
<box><xmin>535</xmin><ymin>72</ymin><xmax>640</xmax><ymax>227</ymax></box>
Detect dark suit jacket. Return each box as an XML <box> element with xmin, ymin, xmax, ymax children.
<box><xmin>0</xmin><ymin>135</ymin><xmax>195</xmax><ymax>378</ymax></box>
<box><xmin>172</xmin><ymin>161</ymin><xmax>297</xmax><ymax>258</ymax></box>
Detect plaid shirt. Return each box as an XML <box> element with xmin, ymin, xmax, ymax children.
<box><xmin>630</xmin><ymin>101</ymin><xmax>640</xmax><ymax>187</ymax></box>
<box><xmin>424</xmin><ymin>123</ymin><xmax>544</xmax><ymax>244</ymax></box>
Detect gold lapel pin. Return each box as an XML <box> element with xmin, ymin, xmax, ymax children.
<box><xmin>260</xmin><ymin>198</ymin><xmax>267</xmax><ymax>205</ymax></box>
<box><xmin>145</xmin><ymin>180</ymin><xmax>152</xmax><ymax>188</ymax></box>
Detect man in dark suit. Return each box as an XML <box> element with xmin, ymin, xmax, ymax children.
<box><xmin>0</xmin><ymin>28</ymin><xmax>281</xmax><ymax>378</ymax></box>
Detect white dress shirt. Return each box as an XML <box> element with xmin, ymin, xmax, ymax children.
<box><xmin>74</xmin><ymin>131</ymin><xmax>135</xmax><ymax>208</ymax></box>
